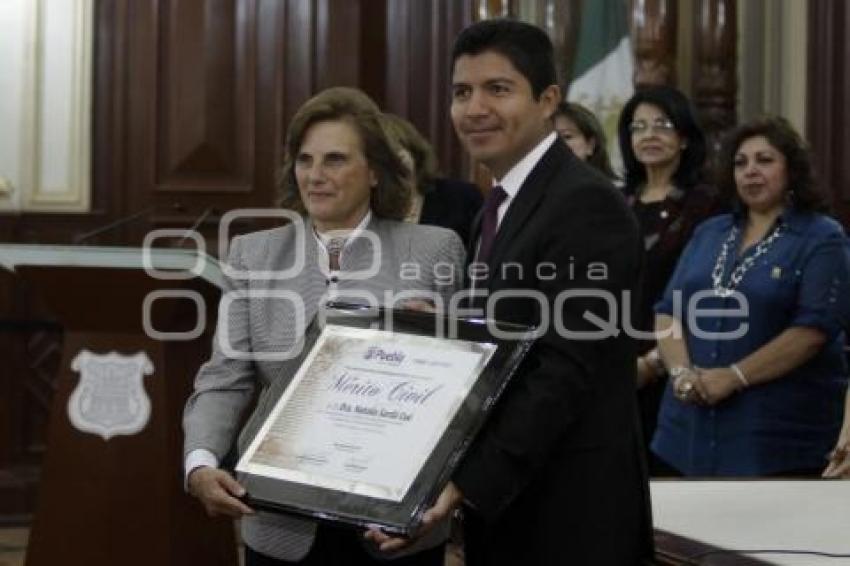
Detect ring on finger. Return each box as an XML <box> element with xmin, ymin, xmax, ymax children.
<box><xmin>677</xmin><ymin>379</ymin><xmax>694</xmax><ymax>399</ymax></box>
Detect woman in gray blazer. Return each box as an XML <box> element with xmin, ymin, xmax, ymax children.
<box><xmin>183</xmin><ymin>87</ymin><xmax>465</xmax><ymax>566</ymax></box>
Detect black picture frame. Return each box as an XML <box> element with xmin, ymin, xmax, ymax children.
<box><xmin>236</xmin><ymin>301</ymin><xmax>535</xmax><ymax>536</ymax></box>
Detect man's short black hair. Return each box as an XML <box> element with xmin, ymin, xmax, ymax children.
<box><xmin>451</xmin><ymin>19</ymin><xmax>557</xmax><ymax>99</ymax></box>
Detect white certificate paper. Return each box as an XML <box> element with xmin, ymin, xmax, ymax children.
<box><xmin>237</xmin><ymin>325</ymin><xmax>496</xmax><ymax>502</ymax></box>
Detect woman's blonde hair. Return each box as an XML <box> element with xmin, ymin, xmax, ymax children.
<box><xmin>278</xmin><ymin>87</ymin><xmax>411</xmax><ymax>219</ymax></box>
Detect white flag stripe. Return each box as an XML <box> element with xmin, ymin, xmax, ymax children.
<box><xmin>568</xmin><ymin>36</ymin><xmax>634</xmax><ymax>101</ymax></box>
<box><xmin>567</xmin><ymin>36</ymin><xmax>635</xmax><ymax>177</ymax></box>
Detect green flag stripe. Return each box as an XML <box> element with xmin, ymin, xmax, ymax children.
<box><xmin>571</xmin><ymin>0</ymin><xmax>629</xmax><ymax>79</ymax></box>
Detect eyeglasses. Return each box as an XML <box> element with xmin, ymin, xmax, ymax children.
<box><xmin>628</xmin><ymin>119</ymin><xmax>677</xmax><ymax>135</ymax></box>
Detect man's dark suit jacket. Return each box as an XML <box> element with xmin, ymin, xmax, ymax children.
<box><xmin>419</xmin><ymin>177</ymin><xmax>484</xmax><ymax>249</ymax></box>
<box><xmin>454</xmin><ymin>140</ymin><xmax>653</xmax><ymax>565</ymax></box>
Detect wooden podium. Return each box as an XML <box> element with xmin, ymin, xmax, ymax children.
<box><xmin>0</xmin><ymin>245</ymin><xmax>238</xmax><ymax>566</ymax></box>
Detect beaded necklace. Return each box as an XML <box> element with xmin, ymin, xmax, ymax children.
<box><xmin>711</xmin><ymin>222</ymin><xmax>784</xmax><ymax>297</ymax></box>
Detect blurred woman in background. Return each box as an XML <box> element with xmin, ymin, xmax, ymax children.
<box><xmin>552</xmin><ymin>101</ymin><xmax>616</xmax><ymax>179</ymax></box>
<box><xmin>382</xmin><ymin>113</ymin><xmax>483</xmax><ymax>248</ymax></box>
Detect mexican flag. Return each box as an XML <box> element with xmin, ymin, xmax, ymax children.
<box><xmin>567</xmin><ymin>0</ymin><xmax>634</xmax><ymax>175</ymax></box>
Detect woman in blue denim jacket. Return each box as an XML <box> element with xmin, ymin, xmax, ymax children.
<box><xmin>652</xmin><ymin>116</ymin><xmax>850</xmax><ymax>476</ymax></box>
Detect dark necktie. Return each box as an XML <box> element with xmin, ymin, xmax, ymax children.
<box><xmin>326</xmin><ymin>237</ymin><xmax>345</xmax><ymax>271</ymax></box>
<box><xmin>477</xmin><ymin>185</ymin><xmax>508</xmax><ymax>264</ymax></box>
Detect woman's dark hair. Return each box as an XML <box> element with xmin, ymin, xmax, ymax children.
<box><xmin>381</xmin><ymin>113</ymin><xmax>439</xmax><ymax>193</ymax></box>
<box><xmin>278</xmin><ymin>87</ymin><xmax>411</xmax><ymax>220</ymax></box>
<box><xmin>553</xmin><ymin>101</ymin><xmax>616</xmax><ymax>179</ymax></box>
<box><xmin>451</xmin><ymin>19</ymin><xmax>556</xmax><ymax>99</ymax></box>
<box><xmin>716</xmin><ymin>115</ymin><xmax>827</xmax><ymax>213</ymax></box>
<box><xmin>617</xmin><ymin>85</ymin><xmax>707</xmax><ymax>193</ymax></box>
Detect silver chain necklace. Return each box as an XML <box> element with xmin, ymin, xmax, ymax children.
<box><xmin>711</xmin><ymin>223</ymin><xmax>785</xmax><ymax>297</ymax></box>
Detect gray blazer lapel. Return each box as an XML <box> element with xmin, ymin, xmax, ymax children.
<box><xmin>339</xmin><ymin>215</ymin><xmax>387</xmax><ymax>276</ymax></box>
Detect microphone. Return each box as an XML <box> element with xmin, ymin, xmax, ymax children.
<box><xmin>73</xmin><ymin>206</ymin><xmax>157</xmax><ymax>245</ymax></box>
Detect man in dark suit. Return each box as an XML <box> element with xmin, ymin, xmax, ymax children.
<box><xmin>370</xmin><ymin>19</ymin><xmax>653</xmax><ymax>565</ymax></box>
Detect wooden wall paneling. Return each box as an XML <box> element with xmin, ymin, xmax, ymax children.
<box><xmin>19</xmin><ymin>328</ymin><xmax>62</xmax><ymax>463</ymax></box>
<box><xmin>0</xmin><ymin>317</ymin><xmax>45</xmax><ymax>524</ymax></box>
<box><xmin>255</xmin><ymin>0</ymin><xmax>286</xmax><ymax>208</ymax></box>
<box><xmin>440</xmin><ymin>0</ymin><xmax>473</xmax><ymax>180</ymax></box>
<box><xmin>124</xmin><ymin>0</ymin><xmax>285</xmax><ymax>244</ymax></box>
<box><xmin>385</xmin><ymin>0</ymin><xmax>412</xmax><ymax>117</ymax></box>
<box><xmin>0</xmin><ymin>271</ymin><xmax>21</xmax><ymax>522</ymax></box>
<box><xmin>315</xmin><ymin>0</ymin><xmax>361</xmax><ymax>90</ymax></box>
<box><xmin>807</xmin><ymin>0</ymin><xmax>850</xmax><ymax>225</ymax></box>
<box><xmin>90</xmin><ymin>0</ymin><xmax>127</xmax><ymax>225</ymax></box>
<box><xmin>10</xmin><ymin>273</ymin><xmax>62</xmax><ymax>466</ymax></box>
<box><xmin>124</xmin><ymin>0</ymin><xmax>159</xmax><ymax>230</ymax></box>
<box><xmin>0</xmin><ymin>268</ymin><xmax>61</xmax><ymax>524</ymax></box>
<box><xmin>155</xmin><ymin>0</ymin><xmax>255</xmax><ymax>191</ymax></box>
<box><xmin>408</xmin><ymin>1</ymin><xmax>438</xmax><ymax>144</ymax></box>
<box><xmin>152</xmin><ymin>0</ymin><xmax>256</xmax><ymax>201</ymax></box>
<box><xmin>0</xmin><ymin>218</ymin><xmax>12</xmax><ymax>242</ymax></box>
<box><xmin>630</xmin><ymin>0</ymin><xmax>678</xmax><ymax>88</ymax></box>
<box><xmin>692</xmin><ymin>0</ymin><xmax>737</xmax><ymax>149</ymax></box>
<box><xmin>360</xmin><ymin>0</ymin><xmax>388</xmax><ymax>109</ymax></box>
<box><xmin>0</xmin><ymin>274</ymin><xmax>12</xmax><ymax>470</ymax></box>
<box><xmin>385</xmin><ymin>0</ymin><xmax>472</xmax><ymax>181</ymax></box>
<box><xmin>282</xmin><ymin>0</ymin><xmax>316</xmax><ymax>130</ymax></box>
<box><xmin>434</xmin><ymin>0</ymin><xmax>474</xmax><ymax>179</ymax></box>
<box><xmin>280</xmin><ymin>1</ymin><xmax>386</xmax><ymax>136</ymax></box>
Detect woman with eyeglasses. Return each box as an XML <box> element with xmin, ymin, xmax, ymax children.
<box><xmin>616</xmin><ymin>86</ymin><xmax>725</xmax><ymax>474</ymax></box>
<box><xmin>653</xmin><ymin>116</ymin><xmax>850</xmax><ymax>477</ymax></box>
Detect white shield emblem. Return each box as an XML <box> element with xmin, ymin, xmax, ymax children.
<box><xmin>68</xmin><ymin>350</ymin><xmax>154</xmax><ymax>440</ymax></box>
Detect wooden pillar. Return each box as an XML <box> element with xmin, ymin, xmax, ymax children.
<box><xmin>384</xmin><ymin>0</ymin><xmax>473</xmax><ymax>182</ymax></box>
<box><xmin>630</xmin><ymin>0</ymin><xmax>678</xmax><ymax>88</ymax></box>
<box><xmin>521</xmin><ymin>0</ymin><xmax>581</xmax><ymax>88</ymax></box>
<box><xmin>692</xmin><ymin>0</ymin><xmax>737</xmax><ymax>147</ymax></box>
<box><xmin>808</xmin><ymin>0</ymin><xmax>850</xmax><ymax>226</ymax></box>
<box><xmin>472</xmin><ymin>0</ymin><xmax>516</xmax><ymax>20</ymax></box>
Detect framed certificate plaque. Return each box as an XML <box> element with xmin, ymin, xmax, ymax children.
<box><xmin>235</xmin><ymin>302</ymin><xmax>535</xmax><ymax>536</ymax></box>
